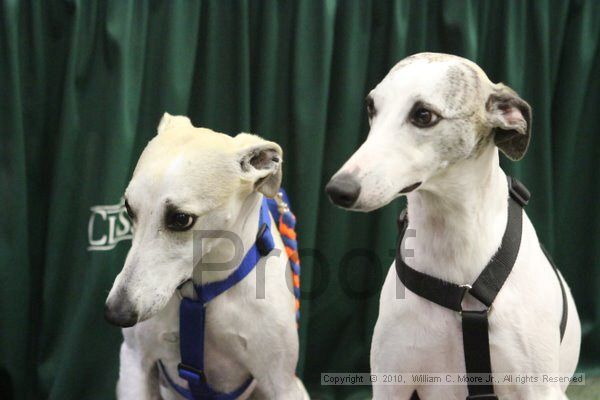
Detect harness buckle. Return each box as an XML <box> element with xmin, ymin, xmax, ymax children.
<box><xmin>176</xmin><ymin>279</ymin><xmax>194</xmax><ymax>300</ymax></box>
<box><xmin>177</xmin><ymin>363</ymin><xmax>206</xmax><ymax>386</ymax></box>
<box><xmin>459</xmin><ymin>284</ymin><xmax>492</xmax><ymax>315</ymax></box>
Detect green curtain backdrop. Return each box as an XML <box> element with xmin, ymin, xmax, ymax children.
<box><xmin>1</xmin><ymin>1</ymin><xmax>599</xmax><ymax>399</ymax></box>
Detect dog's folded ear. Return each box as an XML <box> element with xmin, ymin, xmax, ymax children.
<box><xmin>157</xmin><ymin>112</ymin><xmax>193</xmax><ymax>134</ymax></box>
<box><xmin>236</xmin><ymin>134</ymin><xmax>283</xmax><ymax>198</ymax></box>
<box><xmin>486</xmin><ymin>84</ymin><xmax>532</xmax><ymax>161</ymax></box>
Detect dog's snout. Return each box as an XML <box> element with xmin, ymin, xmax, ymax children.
<box><xmin>104</xmin><ymin>297</ymin><xmax>139</xmax><ymax>328</ymax></box>
<box><xmin>326</xmin><ymin>174</ymin><xmax>361</xmax><ymax>208</ymax></box>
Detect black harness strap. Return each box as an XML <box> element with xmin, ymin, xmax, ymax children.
<box><xmin>395</xmin><ymin>232</ymin><xmax>468</xmax><ymax>312</ymax></box>
<box><xmin>541</xmin><ymin>245</ymin><xmax>568</xmax><ymax>341</ymax></box>
<box><xmin>395</xmin><ymin>177</ymin><xmax>534</xmax><ymax>400</ymax></box>
<box><xmin>461</xmin><ymin>310</ymin><xmax>495</xmax><ymax>399</ymax></box>
<box><xmin>469</xmin><ymin>186</ymin><xmax>524</xmax><ymax>308</ymax></box>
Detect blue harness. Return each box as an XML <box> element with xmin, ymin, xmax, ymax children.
<box><xmin>159</xmin><ymin>196</ymin><xmax>284</xmax><ymax>400</ymax></box>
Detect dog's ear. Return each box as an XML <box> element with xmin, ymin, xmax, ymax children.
<box><xmin>485</xmin><ymin>84</ymin><xmax>532</xmax><ymax>161</ymax></box>
<box><xmin>236</xmin><ymin>134</ymin><xmax>283</xmax><ymax>198</ymax></box>
<box><xmin>157</xmin><ymin>112</ymin><xmax>193</xmax><ymax>134</ymax></box>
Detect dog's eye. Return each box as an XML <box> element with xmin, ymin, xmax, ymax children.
<box><xmin>410</xmin><ymin>106</ymin><xmax>440</xmax><ymax>128</ymax></box>
<box><xmin>124</xmin><ymin>200</ymin><xmax>135</xmax><ymax>219</ymax></box>
<box><xmin>166</xmin><ymin>212</ymin><xmax>196</xmax><ymax>231</ymax></box>
<box><xmin>366</xmin><ymin>96</ymin><xmax>376</xmax><ymax>120</ymax></box>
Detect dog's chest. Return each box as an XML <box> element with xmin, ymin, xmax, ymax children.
<box><xmin>136</xmin><ymin>293</ymin><xmax>253</xmax><ymax>393</ymax></box>
<box><xmin>375</xmin><ymin>220</ymin><xmax>562</xmax><ymax>374</ymax></box>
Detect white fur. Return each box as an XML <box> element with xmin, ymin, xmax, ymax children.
<box><xmin>329</xmin><ymin>53</ymin><xmax>581</xmax><ymax>399</ymax></box>
<box><xmin>106</xmin><ymin>114</ymin><xmax>309</xmax><ymax>399</ymax></box>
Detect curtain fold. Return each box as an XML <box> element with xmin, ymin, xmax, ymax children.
<box><xmin>1</xmin><ymin>1</ymin><xmax>599</xmax><ymax>399</ymax></box>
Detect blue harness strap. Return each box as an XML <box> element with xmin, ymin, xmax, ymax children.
<box><xmin>161</xmin><ymin>198</ymin><xmax>274</xmax><ymax>400</ymax></box>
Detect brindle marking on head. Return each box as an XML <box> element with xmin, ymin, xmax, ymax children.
<box><xmin>470</xmin><ymin>131</ymin><xmax>494</xmax><ymax>158</ymax></box>
<box><xmin>391</xmin><ymin>53</ymin><xmax>494</xmax><ymax>162</ymax></box>
<box><xmin>439</xmin><ymin>63</ymin><xmax>482</xmax><ymax>116</ymax></box>
<box><xmin>390</xmin><ymin>52</ymin><xmax>467</xmax><ymax>74</ymax></box>
<box><xmin>431</xmin><ymin>61</ymin><xmax>489</xmax><ymax>162</ymax></box>
<box><xmin>393</xmin><ymin>54</ymin><xmax>483</xmax><ymax>118</ymax></box>
<box><xmin>442</xmin><ymin>65</ymin><xmax>469</xmax><ymax>113</ymax></box>
<box><xmin>439</xmin><ymin>61</ymin><xmax>495</xmax><ymax>160</ymax></box>
<box><xmin>432</xmin><ymin>117</ymin><xmax>474</xmax><ymax>164</ymax></box>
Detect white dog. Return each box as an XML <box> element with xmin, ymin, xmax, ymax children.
<box><xmin>105</xmin><ymin>114</ymin><xmax>308</xmax><ymax>400</ymax></box>
<box><xmin>326</xmin><ymin>53</ymin><xmax>581</xmax><ymax>399</ymax></box>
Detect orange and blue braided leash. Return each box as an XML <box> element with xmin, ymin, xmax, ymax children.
<box><xmin>267</xmin><ymin>190</ymin><xmax>301</xmax><ymax>324</ymax></box>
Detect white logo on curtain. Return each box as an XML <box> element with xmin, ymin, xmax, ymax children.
<box><xmin>88</xmin><ymin>199</ymin><xmax>132</xmax><ymax>251</ymax></box>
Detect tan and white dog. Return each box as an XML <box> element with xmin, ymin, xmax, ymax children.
<box><xmin>105</xmin><ymin>114</ymin><xmax>308</xmax><ymax>400</ymax></box>
<box><xmin>326</xmin><ymin>53</ymin><xmax>581</xmax><ymax>399</ymax></box>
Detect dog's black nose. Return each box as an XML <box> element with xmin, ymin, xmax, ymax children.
<box><xmin>104</xmin><ymin>301</ymin><xmax>138</xmax><ymax>328</ymax></box>
<box><xmin>326</xmin><ymin>174</ymin><xmax>361</xmax><ymax>208</ymax></box>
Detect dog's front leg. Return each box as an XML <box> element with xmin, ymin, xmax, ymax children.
<box><xmin>245</xmin><ymin>328</ymin><xmax>309</xmax><ymax>400</ymax></box>
<box><xmin>116</xmin><ymin>341</ymin><xmax>161</xmax><ymax>400</ymax></box>
<box><xmin>249</xmin><ymin>376</ymin><xmax>309</xmax><ymax>400</ymax></box>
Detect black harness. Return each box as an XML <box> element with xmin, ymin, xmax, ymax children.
<box><xmin>395</xmin><ymin>177</ymin><xmax>568</xmax><ymax>400</ymax></box>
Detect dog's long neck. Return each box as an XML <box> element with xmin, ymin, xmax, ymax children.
<box><xmin>404</xmin><ymin>145</ymin><xmax>509</xmax><ymax>284</ymax></box>
<box><xmin>192</xmin><ymin>192</ymin><xmax>265</xmax><ymax>285</ymax></box>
